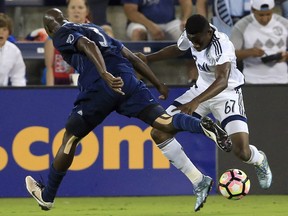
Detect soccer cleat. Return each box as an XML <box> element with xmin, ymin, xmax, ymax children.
<box><xmin>200</xmin><ymin>116</ymin><xmax>232</xmax><ymax>152</ymax></box>
<box><xmin>255</xmin><ymin>151</ymin><xmax>272</xmax><ymax>189</ymax></box>
<box><xmin>25</xmin><ymin>176</ymin><xmax>54</xmax><ymax>211</ymax></box>
<box><xmin>194</xmin><ymin>175</ymin><xmax>213</xmax><ymax>212</ymax></box>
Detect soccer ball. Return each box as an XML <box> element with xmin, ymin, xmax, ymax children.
<box><xmin>218</xmin><ymin>169</ymin><xmax>251</xmax><ymax>200</ymax></box>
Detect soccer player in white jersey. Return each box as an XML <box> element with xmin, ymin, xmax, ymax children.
<box><xmin>137</xmin><ymin>14</ymin><xmax>272</xmax><ymax>212</ymax></box>
<box><xmin>230</xmin><ymin>0</ymin><xmax>288</xmax><ymax>84</ymax></box>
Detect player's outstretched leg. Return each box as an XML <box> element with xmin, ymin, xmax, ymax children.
<box><xmin>25</xmin><ymin>176</ymin><xmax>53</xmax><ymax>211</ymax></box>
<box><xmin>254</xmin><ymin>151</ymin><xmax>272</xmax><ymax>189</ymax></box>
<box><xmin>194</xmin><ymin>175</ymin><xmax>213</xmax><ymax>212</ymax></box>
<box><xmin>200</xmin><ymin>116</ymin><xmax>232</xmax><ymax>152</ymax></box>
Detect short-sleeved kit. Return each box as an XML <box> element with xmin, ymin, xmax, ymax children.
<box><xmin>52</xmin><ymin>22</ymin><xmax>165</xmax><ymax>136</ymax></box>
<box><xmin>168</xmin><ymin>27</ymin><xmax>248</xmax><ymax>135</ymax></box>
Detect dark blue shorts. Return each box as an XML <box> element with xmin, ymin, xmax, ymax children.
<box><xmin>66</xmin><ymin>73</ymin><xmax>166</xmax><ymax>137</ymax></box>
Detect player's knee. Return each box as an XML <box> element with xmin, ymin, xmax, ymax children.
<box><xmin>151</xmin><ymin>128</ymin><xmax>162</xmax><ymax>143</ymax></box>
<box><xmin>61</xmin><ymin>131</ymin><xmax>82</xmax><ymax>155</ymax></box>
<box><xmin>65</xmin><ymin>113</ymin><xmax>92</xmax><ymax>138</ymax></box>
<box><xmin>151</xmin><ymin>128</ymin><xmax>173</xmax><ymax>144</ymax></box>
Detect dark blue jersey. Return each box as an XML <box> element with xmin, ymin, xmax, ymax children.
<box><xmin>52</xmin><ymin>22</ymin><xmax>135</xmax><ymax>91</ymax></box>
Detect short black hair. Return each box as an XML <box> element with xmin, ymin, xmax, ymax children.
<box><xmin>185</xmin><ymin>14</ymin><xmax>209</xmax><ymax>35</ymax></box>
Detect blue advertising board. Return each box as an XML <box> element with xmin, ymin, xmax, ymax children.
<box><xmin>0</xmin><ymin>87</ymin><xmax>216</xmax><ymax>197</ymax></box>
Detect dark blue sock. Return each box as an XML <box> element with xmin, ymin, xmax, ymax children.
<box><xmin>42</xmin><ymin>164</ymin><xmax>66</xmax><ymax>202</ymax></box>
<box><xmin>172</xmin><ymin>113</ymin><xmax>203</xmax><ymax>133</ymax></box>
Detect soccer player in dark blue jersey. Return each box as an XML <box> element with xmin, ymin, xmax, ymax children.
<box><xmin>25</xmin><ymin>8</ymin><xmax>231</xmax><ymax>211</ymax></box>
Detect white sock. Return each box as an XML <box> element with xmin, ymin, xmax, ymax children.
<box><xmin>245</xmin><ymin>145</ymin><xmax>264</xmax><ymax>165</ymax></box>
<box><xmin>159</xmin><ymin>138</ymin><xmax>203</xmax><ymax>186</ymax></box>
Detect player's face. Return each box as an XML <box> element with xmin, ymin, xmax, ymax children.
<box><xmin>0</xmin><ymin>26</ymin><xmax>9</xmax><ymax>47</ymax></box>
<box><xmin>253</xmin><ymin>9</ymin><xmax>273</xmax><ymax>26</ymax></box>
<box><xmin>67</xmin><ymin>0</ymin><xmax>89</xmax><ymax>23</ymax></box>
<box><xmin>187</xmin><ymin>29</ymin><xmax>212</xmax><ymax>51</ymax></box>
<box><xmin>43</xmin><ymin>16</ymin><xmax>60</xmax><ymax>37</ymax></box>
<box><xmin>43</xmin><ymin>9</ymin><xmax>65</xmax><ymax>37</ymax></box>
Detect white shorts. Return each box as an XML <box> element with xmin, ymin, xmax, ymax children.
<box><xmin>166</xmin><ymin>86</ymin><xmax>249</xmax><ymax>135</ymax></box>
<box><xmin>126</xmin><ymin>19</ymin><xmax>182</xmax><ymax>41</ymax></box>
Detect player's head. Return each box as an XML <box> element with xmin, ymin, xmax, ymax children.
<box><xmin>251</xmin><ymin>0</ymin><xmax>274</xmax><ymax>26</ymax></box>
<box><xmin>43</xmin><ymin>8</ymin><xmax>66</xmax><ymax>38</ymax></box>
<box><xmin>185</xmin><ymin>14</ymin><xmax>213</xmax><ymax>51</ymax></box>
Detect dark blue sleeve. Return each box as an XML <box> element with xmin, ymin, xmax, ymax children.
<box><xmin>53</xmin><ymin>25</ymin><xmax>83</xmax><ymax>53</ymax></box>
<box><xmin>53</xmin><ymin>23</ymin><xmax>124</xmax><ymax>57</ymax></box>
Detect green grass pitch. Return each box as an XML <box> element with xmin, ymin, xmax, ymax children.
<box><xmin>0</xmin><ymin>195</ymin><xmax>287</xmax><ymax>216</ymax></box>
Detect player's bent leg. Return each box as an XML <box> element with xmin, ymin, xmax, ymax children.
<box><xmin>151</xmin><ymin>129</ymin><xmax>211</xmax><ymax>211</ymax></box>
<box><xmin>150</xmin><ymin>127</ymin><xmax>175</xmax><ymax>144</ymax></box>
<box><xmin>150</xmin><ymin>108</ymin><xmax>232</xmax><ymax>152</ymax></box>
<box><xmin>53</xmin><ymin>131</ymin><xmax>82</xmax><ymax>171</ymax></box>
<box><xmin>25</xmin><ymin>113</ymin><xmax>93</xmax><ymax>210</ymax></box>
<box><xmin>25</xmin><ymin>132</ymin><xmax>79</xmax><ymax>211</ymax></box>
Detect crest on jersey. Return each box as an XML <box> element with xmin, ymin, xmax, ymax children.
<box><xmin>66</xmin><ymin>34</ymin><xmax>75</xmax><ymax>44</ymax></box>
<box><xmin>215</xmin><ymin>54</ymin><xmax>222</xmax><ymax>62</ymax></box>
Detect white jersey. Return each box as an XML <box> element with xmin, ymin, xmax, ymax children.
<box><xmin>177</xmin><ymin>26</ymin><xmax>244</xmax><ymax>90</ymax></box>
<box><xmin>0</xmin><ymin>41</ymin><xmax>26</xmax><ymax>86</ymax></box>
<box><xmin>172</xmin><ymin>27</ymin><xmax>248</xmax><ymax>135</ymax></box>
<box><xmin>230</xmin><ymin>14</ymin><xmax>288</xmax><ymax>84</ymax></box>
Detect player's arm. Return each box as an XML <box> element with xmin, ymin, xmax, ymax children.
<box><xmin>140</xmin><ymin>44</ymin><xmax>186</xmax><ymax>63</ymax></box>
<box><xmin>194</xmin><ymin>62</ymin><xmax>230</xmax><ymax>103</ymax></box>
<box><xmin>121</xmin><ymin>46</ymin><xmax>168</xmax><ymax>100</ymax></box>
<box><xmin>172</xmin><ymin>62</ymin><xmax>229</xmax><ymax>115</ymax></box>
<box><xmin>76</xmin><ymin>36</ymin><xmax>124</xmax><ymax>95</ymax></box>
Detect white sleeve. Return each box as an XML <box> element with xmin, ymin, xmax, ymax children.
<box><xmin>215</xmin><ymin>39</ymin><xmax>236</xmax><ymax>65</ymax></box>
<box><xmin>177</xmin><ymin>31</ymin><xmax>191</xmax><ymax>51</ymax></box>
<box><xmin>9</xmin><ymin>49</ymin><xmax>26</xmax><ymax>86</ymax></box>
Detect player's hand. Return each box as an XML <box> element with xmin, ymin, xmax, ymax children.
<box><xmin>172</xmin><ymin>99</ymin><xmax>199</xmax><ymax>115</ymax></box>
<box><xmin>102</xmin><ymin>71</ymin><xmax>125</xmax><ymax>95</ymax></box>
<box><xmin>135</xmin><ymin>52</ymin><xmax>147</xmax><ymax>63</ymax></box>
<box><xmin>157</xmin><ymin>83</ymin><xmax>169</xmax><ymax>100</ymax></box>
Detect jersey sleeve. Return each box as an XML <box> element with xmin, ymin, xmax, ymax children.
<box><xmin>177</xmin><ymin>31</ymin><xmax>191</xmax><ymax>51</ymax></box>
<box><xmin>213</xmin><ymin>39</ymin><xmax>236</xmax><ymax>65</ymax></box>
